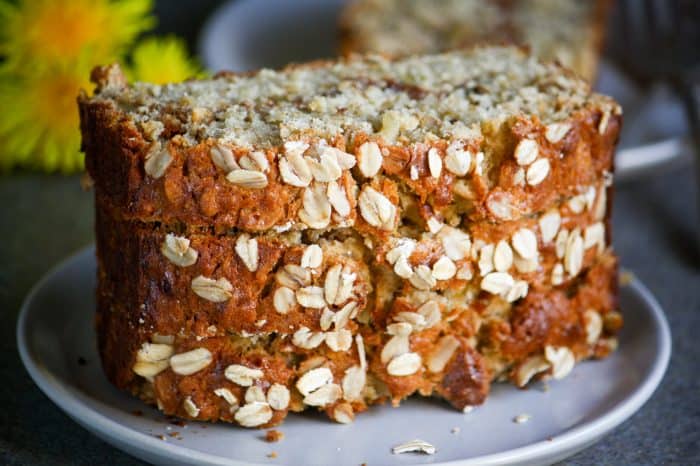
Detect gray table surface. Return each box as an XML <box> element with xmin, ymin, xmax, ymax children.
<box><xmin>2</xmin><ymin>2</ymin><xmax>700</xmax><ymax>465</ymax></box>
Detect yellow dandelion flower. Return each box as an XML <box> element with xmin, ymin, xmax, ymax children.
<box><xmin>0</xmin><ymin>64</ymin><xmax>92</xmax><ymax>173</ymax></box>
<box><xmin>0</xmin><ymin>0</ymin><xmax>154</xmax><ymax>70</ymax></box>
<box><xmin>127</xmin><ymin>36</ymin><xmax>205</xmax><ymax>84</ymax></box>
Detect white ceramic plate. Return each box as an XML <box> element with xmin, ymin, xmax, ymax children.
<box><xmin>18</xmin><ymin>247</ymin><xmax>670</xmax><ymax>466</ymax></box>
<box><xmin>197</xmin><ymin>0</ymin><xmax>691</xmax><ymax>180</ymax></box>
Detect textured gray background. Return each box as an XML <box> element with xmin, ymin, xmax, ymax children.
<box><xmin>1</xmin><ymin>1</ymin><xmax>699</xmax><ymax>464</ymax></box>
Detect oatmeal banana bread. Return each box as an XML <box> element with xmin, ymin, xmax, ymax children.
<box><xmin>79</xmin><ymin>46</ymin><xmax>622</xmax><ymax>428</ymax></box>
<box><xmin>340</xmin><ymin>0</ymin><xmax>611</xmax><ymax>82</ymax></box>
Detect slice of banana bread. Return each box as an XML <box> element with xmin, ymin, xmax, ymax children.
<box><xmin>80</xmin><ymin>46</ymin><xmax>622</xmax><ymax>428</ymax></box>
<box><xmin>101</xmin><ymin>251</ymin><xmax>618</xmax><ymax>427</ymax></box>
<box><xmin>96</xmin><ymin>180</ymin><xmax>609</xmax><ymax>339</ymax></box>
<box><xmin>339</xmin><ymin>0</ymin><xmax>611</xmax><ymax>82</ymax></box>
<box><xmin>80</xmin><ymin>46</ymin><xmax>619</xmax><ymax>234</ymax></box>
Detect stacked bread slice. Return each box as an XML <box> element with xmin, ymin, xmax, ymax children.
<box><xmin>340</xmin><ymin>0</ymin><xmax>611</xmax><ymax>82</ymax></box>
<box><xmin>79</xmin><ymin>46</ymin><xmax>622</xmax><ymax>428</ymax></box>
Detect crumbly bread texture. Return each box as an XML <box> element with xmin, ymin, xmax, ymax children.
<box><xmin>80</xmin><ymin>46</ymin><xmax>622</xmax><ymax>428</ymax></box>
<box><xmin>339</xmin><ymin>0</ymin><xmax>611</xmax><ymax>82</ymax></box>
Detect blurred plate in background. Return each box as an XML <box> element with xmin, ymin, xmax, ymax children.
<box><xmin>198</xmin><ymin>0</ymin><xmax>691</xmax><ymax>180</ymax></box>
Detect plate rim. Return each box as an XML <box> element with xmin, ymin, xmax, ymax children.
<box><xmin>17</xmin><ymin>246</ymin><xmax>672</xmax><ymax>466</ymax></box>
<box><xmin>196</xmin><ymin>0</ymin><xmax>690</xmax><ymax>182</ymax></box>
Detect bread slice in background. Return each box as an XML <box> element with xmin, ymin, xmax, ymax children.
<box><xmin>339</xmin><ymin>0</ymin><xmax>612</xmax><ymax>82</ymax></box>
